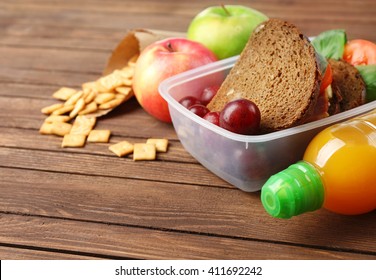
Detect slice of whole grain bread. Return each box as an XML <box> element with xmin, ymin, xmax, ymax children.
<box><xmin>328</xmin><ymin>59</ymin><xmax>366</xmax><ymax>112</ymax></box>
<box><xmin>207</xmin><ymin>18</ymin><xmax>321</xmax><ymax>132</ymax></box>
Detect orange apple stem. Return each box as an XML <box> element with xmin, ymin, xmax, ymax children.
<box><xmin>221</xmin><ymin>4</ymin><xmax>231</xmax><ymax>16</ymax></box>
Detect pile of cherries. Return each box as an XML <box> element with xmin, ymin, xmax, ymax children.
<box><xmin>179</xmin><ymin>86</ymin><xmax>261</xmax><ymax>135</ymax></box>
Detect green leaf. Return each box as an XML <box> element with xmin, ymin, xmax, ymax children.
<box><xmin>356</xmin><ymin>65</ymin><xmax>376</xmax><ymax>102</ymax></box>
<box><xmin>311</xmin><ymin>29</ymin><xmax>347</xmax><ymax>60</ymax></box>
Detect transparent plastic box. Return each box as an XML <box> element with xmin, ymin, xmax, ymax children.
<box><xmin>159</xmin><ymin>56</ymin><xmax>376</xmax><ymax>192</ymax></box>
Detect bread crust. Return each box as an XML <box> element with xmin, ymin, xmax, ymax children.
<box><xmin>328</xmin><ymin>59</ymin><xmax>366</xmax><ymax>112</ymax></box>
<box><xmin>208</xmin><ymin>19</ymin><xmax>321</xmax><ymax>133</ymax></box>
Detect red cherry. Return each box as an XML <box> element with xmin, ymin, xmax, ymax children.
<box><xmin>189</xmin><ymin>104</ymin><xmax>210</xmax><ymax>118</ymax></box>
<box><xmin>179</xmin><ymin>96</ymin><xmax>202</xmax><ymax>109</ymax></box>
<box><xmin>200</xmin><ymin>85</ymin><xmax>220</xmax><ymax>105</ymax></box>
<box><xmin>219</xmin><ymin>98</ymin><xmax>261</xmax><ymax>135</ymax></box>
<box><xmin>203</xmin><ymin>111</ymin><xmax>220</xmax><ymax>126</ymax></box>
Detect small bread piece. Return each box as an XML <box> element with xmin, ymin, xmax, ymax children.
<box><xmin>61</xmin><ymin>134</ymin><xmax>86</xmax><ymax>148</ymax></box>
<box><xmin>70</xmin><ymin>115</ymin><xmax>96</xmax><ymax>136</ymax></box>
<box><xmin>328</xmin><ymin>59</ymin><xmax>366</xmax><ymax>112</ymax></box>
<box><xmin>87</xmin><ymin>130</ymin><xmax>111</xmax><ymax>143</ymax></box>
<box><xmin>109</xmin><ymin>141</ymin><xmax>134</xmax><ymax>157</ymax></box>
<box><xmin>133</xmin><ymin>143</ymin><xmax>156</xmax><ymax>161</ymax></box>
<box><xmin>207</xmin><ymin>19</ymin><xmax>321</xmax><ymax>132</ymax></box>
<box><xmin>52</xmin><ymin>87</ymin><xmax>77</xmax><ymax>101</ymax></box>
<box><xmin>146</xmin><ymin>138</ymin><xmax>169</xmax><ymax>152</ymax></box>
<box><xmin>41</xmin><ymin>103</ymin><xmax>64</xmax><ymax>115</ymax></box>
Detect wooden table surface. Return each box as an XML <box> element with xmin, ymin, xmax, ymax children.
<box><xmin>1</xmin><ymin>0</ymin><xmax>375</xmax><ymax>260</ymax></box>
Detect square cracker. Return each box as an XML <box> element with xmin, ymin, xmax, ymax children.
<box><xmin>146</xmin><ymin>138</ymin><xmax>169</xmax><ymax>152</ymax></box>
<box><xmin>64</xmin><ymin>91</ymin><xmax>84</xmax><ymax>106</ymax></box>
<box><xmin>51</xmin><ymin>122</ymin><xmax>72</xmax><ymax>136</ymax></box>
<box><xmin>78</xmin><ymin>101</ymin><xmax>97</xmax><ymax>115</ymax></box>
<box><xmin>52</xmin><ymin>87</ymin><xmax>77</xmax><ymax>101</ymax></box>
<box><xmin>115</xmin><ymin>86</ymin><xmax>132</xmax><ymax>95</ymax></box>
<box><xmin>87</xmin><ymin>130</ymin><xmax>111</xmax><ymax>143</ymax></box>
<box><xmin>39</xmin><ymin>121</ymin><xmax>72</xmax><ymax>136</ymax></box>
<box><xmin>133</xmin><ymin>143</ymin><xmax>156</xmax><ymax>161</ymax></box>
<box><xmin>83</xmin><ymin>88</ymin><xmax>96</xmax><ymax>104</ymax></box>
<box><xmin>109</xmin><ymin>141</ymin><xmax>134</xmax><ymax>157</ymax></box>
<box><xmin>94</xmin><ymin>93</ymin><xmax>116</xmax><ymax>104</ymax></box>
<box><xmin>61</xmin><ymin>134</ymin><xmax>86</xmax><ymax>148</ymax></box>
<box><xmin>45</xmin><ymin>115</ymin><xmax>71</xmax><ymax>123</ymax></box>
<box><xmin>98</xmin><ymin>97</ymin><xmax>124</xmax><ymax>110</ymax></box>
<box><xmin>41</xmin><ymin>103</ymin><xmax>63</xmax><ymax>115</ymax></box>
<box><xmin>70</xmin><ymin>115</ymin><xmax>96</xmax><ymax>136</ymax></box>
<box><xmin>39</xmin><ymin>122</ymin><xmax>54</xmax><ymax>135</ymax></box>
<box><xmin>69</xmin><ymin>98</ymin><xmax>86</xmax><ymax>118</ymax></box>
<box><xmin>51</xmin><ymin>104</ymin><xmax>74</xmax><ymax>116</ymax></box>
<box><xmin>96</xmin><ymin>71</ymin><xmax>124</xmax><ymax>93</ymax></box>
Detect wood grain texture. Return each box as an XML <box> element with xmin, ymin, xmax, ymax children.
<box><xmin>1</xmin><ymin>168</ymin><xmax>375</xmax><ymax>256</ymax></box>
<box><xmin>0</xmin><ymin>246</ymin><xmax>102</xmax><ymax>260</ymax></box>
<box><xmin>1</xmin><ymin>0</ymin><xmax>375</xmax><ymax>260</ymax></box>
<box><xmin>1</xmin><ymin>214</ymin><xmax>374</xmax><ymax>260</ymax></box>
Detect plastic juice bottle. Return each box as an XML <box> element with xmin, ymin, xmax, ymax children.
<box><xmin>261</xmin><ymin>109</ymin><xmax>376</xmax><ymax>219</ymax></box>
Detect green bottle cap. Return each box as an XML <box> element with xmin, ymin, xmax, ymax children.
<box><xmin>261</xmin><ymin>161</ymin><xmax>325</xmax><ymax>219</ymax></box>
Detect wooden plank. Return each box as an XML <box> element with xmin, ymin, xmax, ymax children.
<box><xmin>0</xmin><ymin>23</ymin><xmax>126</xmax><ymax>51</ymax></box>
<box><xmin>0</xmin><ymin>67</ymin><xmax>98</xmax><ymax>88</ymax></box>
<box><xmin>0</xmin><ymin>0</ymin><xmax>197</xmax><ymax>17</ymax></box>
<box><xmin>0</xmin><ymin>213</ymin><xmax>373</xmax><ymax>260</ymax></box>
<box><xmin>1</xmin><ymin>168</ymin><xmax>375</xmax><ymax>255</ymax></box>
<box><xmin>0</xmin><ymin>148</ymin><xmax>231</xmax><ymax>187</ymax></box>
<box><xmin>1</xmin><ymin>0</ymin><xmax>375</xmax><ymax>261</ymax></box>
<box><xmin>2</xmin><ymin>0</ymin><xmax>375</xmax><ymax>23</ymax></box>
<box><xmin>0</xmin><ymin>4</ymin><xmax>192</xmax><ymax>33</ymax></box>
<box><xmin>0</xmin><ymin>245</ymin><xmax>101</xmax><ymax>260</ymax></box>
<box><xmin>0</xmin><ymin>127</ymin><xmax>196</xmax><ymax>163</ymax></box>
<box><xmin>0</xmin><ymin>83</ymin><xmax>58</xmax><ymax>99</ymax></box>
<box><xmin>0</xmin><ymin>2</ymin><xmax>373</xmax><ymax>91</ymax></box>
<box><xmin>0</xmin><ymin>0</ymin><xmax>374</xmax><ymax>41</ymax></box>
<box><xmin>0</xmin><ymin>12</ymin><xmax>374</xmax><ymax>54</ymax></box>
<box><xmin>0</xmin><ymin>46</ymin><xmax>108</xmax><ymax>73</ymax></box>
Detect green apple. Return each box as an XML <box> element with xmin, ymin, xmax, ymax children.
<box><xmin>187</xmin><ymin>5</ymin><xmax>268</xmax><ymax>60</ymax></box>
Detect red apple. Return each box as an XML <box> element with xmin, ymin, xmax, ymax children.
<box><xmin>132</xmin><ymin>38</ymin><xmax>218</xmax><ymax>122</ymax></box>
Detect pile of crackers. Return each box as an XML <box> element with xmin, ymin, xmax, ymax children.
<box><xmin>40</xmin><ymin>55</ymin><xmax>168</xmax><ymax>160</ymax></box>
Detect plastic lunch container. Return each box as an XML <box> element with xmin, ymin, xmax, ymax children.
<box><xmin>159</xmin><ymin>55</ymin><xmax>376</xmax><ymax>192</ymax></box>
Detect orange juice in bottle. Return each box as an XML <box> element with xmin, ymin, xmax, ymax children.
<box><xmin>261</xmin><ymin>109</ymin><xmax>376</xmax><ymax>219</ymax></box>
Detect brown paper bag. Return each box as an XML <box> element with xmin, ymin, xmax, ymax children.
<box><xmin>85</xmin><ymin>29</ymin><xmax>185</xmax><ymax>117</ymax></box>
<box><xmin>103</xmin><ymin>29</ymin><xmax>186</xmax><ymax>75</ymax></box>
